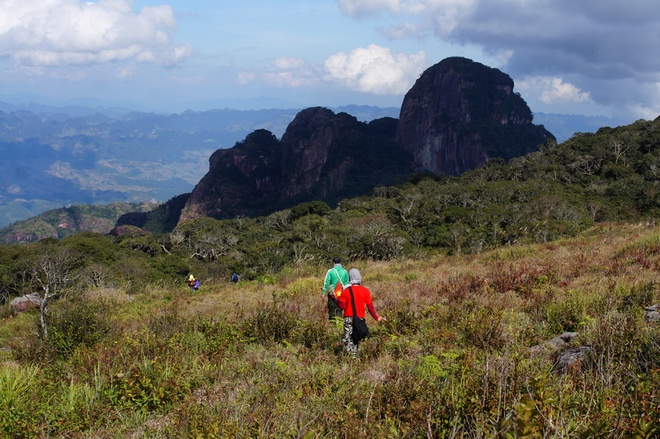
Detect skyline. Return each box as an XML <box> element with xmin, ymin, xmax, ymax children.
<box><xmin>1</xmin><ymin>0</ymin><xmax>659</xmax><ymax>127</ymax></box>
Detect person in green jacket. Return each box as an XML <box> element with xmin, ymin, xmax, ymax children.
<box><xmin>322</xmin><ymin>257</ymin><xmax>349</xmax><ymax>321</ymax></box>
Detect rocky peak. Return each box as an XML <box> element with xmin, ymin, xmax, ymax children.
<box><xmin>177</xmin><ymin>107</ymin><xmax>411</xmax><ymax>223</ymax></box>
<box><xmin>123</xmin><ymin>57</ymin><xmax>556</xmax><ymax>231</ymax></box>
<box><xmin>396</xmin><ymin>56</ymin><xmax>554</xmax><ymax>175</ymax></box>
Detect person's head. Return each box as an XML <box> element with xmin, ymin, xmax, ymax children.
<box><xmin>332</xmin><ymin>256</ymin><xmax>341</xmax><ymax>265</ymax></box>
<box><xmin>348</xmin><ymin>268</ymin><xmax>362</xmax><ymax>285</ymax></box>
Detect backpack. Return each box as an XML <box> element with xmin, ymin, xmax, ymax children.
<box><xmin>231</xmin><ymin>273</ymin><xmax>239</xmax><ymax>283</ymax></box>
<box><xmin>334</xmin><ymin>280</ymin><xmax>344</xmax><ymax>298</ymax></box>
<box><xmin>194</xmin><ymin>280</ymin><xmax>201</xmax><ymax>289</ymax></box>
<box><xmin>332</xmin><ymin>268</ymin><xmax>347</xmax><ymax>298</ymax></box>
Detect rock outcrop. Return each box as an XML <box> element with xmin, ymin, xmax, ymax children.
<box><xmin>553</xmin><ymin>346</ymin><xmax>592</xmax><ymax>374</ymax></box>
<box><xmin>120</xmin><ymin>57</ymin><xmax>557</xmax><ymax>230</ymax></box>
<box><xmin>530</xmin><ymin>332</ymin><xmax>592</xmax><ymax>375</ymax></box>
<box><xmin>530</xmin><ymin>331</ymin><xmax>579</xmax><ymax>354</ymax></box>
<box><xmin>10</xmin><ymin>293</ymin><xmax>43</xmax><ymax>313</ymax></box>
<box><xmin>177</xmin><ymin>108</ymin><xmax>411</xmax><ymax>222</ymax></box>
<box><xmin>397</xmin><ymin>57</ymin><xmax>554</xmax><ymax>175</ymax></box>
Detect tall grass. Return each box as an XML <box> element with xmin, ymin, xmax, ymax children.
<box><xmin>0</xmin><ymin>222</ymin><xmax>658</xmax><ymax>437</ymax></box>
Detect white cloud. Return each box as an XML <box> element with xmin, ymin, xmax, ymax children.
<box><xmin>517</xmin><ymin>76</ymin><xmax>592</xmax><ymax>105</ymax></box>
<box><xmin>240</xmin><ymin>57</ymin><xmax>321</xmax><ymax>88</ymax></box>
<box><xmin>263</xmin><ymin>70</ymin><xmax>315</xmax><ymax>88</ymax></box>
<box><xmin>237</xmin><ymin>71</ymin><xmax>257</xmax><ymax>85</ymax></box>
<box><xmin>337</xmin><ymin>0</ymin><xmax>400</xmax><ymax>18</ymax></box>
<box><xmin>273</xmin><ymin>57</ymin><xmax>306</xmax><ymax>70</ymax></box>
<box><xmin>338</xmin><ymin>0</ymin><xmax>476</xmax><ymax>35</ymax></box>
<box><xmin>324</xmin><ymin>45</ymin><xmax>427</xmax><ymax>94</ymax></box>
<box><xmin>336</xmin><ymin>0</ymin><xmax>660</xmax><ymax>116</ymax></box>
<box><xmin>236</xmin><ymin>47</ymin><xmax>427</xmax><ymax>95</ymax></box>
<box><xmin>0</xmin><ymin>0</ymin><xmax>190</xmax><ymax>68</ymax></box>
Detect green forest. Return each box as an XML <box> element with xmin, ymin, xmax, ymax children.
<box><xmin>0</xmin><ymin>118</ymin><xmax>658</xmax><ymax>438</ymax></box>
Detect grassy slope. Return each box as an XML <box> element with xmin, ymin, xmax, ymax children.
<box><xmin>0</xmin><ymin>222</ymin><xmax>658</xmax><ymax>438</ymax></box>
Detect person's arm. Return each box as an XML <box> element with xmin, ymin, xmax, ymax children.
<box><xmin>365</xmin><ymin>290</ymin><xmax>385</xmax><ymax>321</ymax></box>
<box><xmin>322</xmin><ymin>270</ymin><xmax>332</xmax><ymax>295</ymax></box>
<box><xmin>366</xmin><ymin>302</ymin><xmax>379</xmax><ymax>320</ymax></box>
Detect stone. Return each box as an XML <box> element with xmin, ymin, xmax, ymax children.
<box><xmin>530</xmin><ymin>331</ymin><xmax>578</xmax><ymax>354</ymax></box>
<box><xmin>645</xmin><ymin>304</ymin><xmax>659</xmax><ymax>323</ymax></box>
<box><xmin>553</xmin><ymin>346</ymin><xmax>592</xmax><ymax>374</ymax></box>
<box><xmin>10</xmin><ymin>293</ymin><xmax>43</xmax><ymax>313</ymax></box>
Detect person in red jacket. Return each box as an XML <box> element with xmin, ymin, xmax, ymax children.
<box><xmin>337</xmin><ymin>268</ymin><xmax>385</xmax><ymax>356</ymax></box>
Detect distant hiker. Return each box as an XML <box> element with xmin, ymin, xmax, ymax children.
<box><xmin>322</xmin><ymin>257</ymin><xmax>349</xmax><ymax>321</ymax></box>
<box><xmin>187</xmin><ymin>274</ymin><xmax>197</xmax><ymax>291</ymax></box>
<box><xmin>231</xmin><ymin>272</ymin><xmax>240</xmax><ymax>283</ymax></box>
<box><xmin>337</xmin><ymin>268</ymin><xmax>385</xmax><ymax>356</ymax></box>
<box><xmin>194</xmin><ymin>279</ymin><xmax>201</xmax><ymax>291</ymax></box>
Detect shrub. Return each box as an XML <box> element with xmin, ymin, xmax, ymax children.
<box><xmin>0</xmin><ymin>363</ymin><xmax>41</xmax><ymax>437</ymax></box>
<box><xmin>241</xmin><ymin>301</ymin><xmax>299</xmax><ymax>344</ymax></box>
<box><xmin>544</xmin><ymin>291</ymin><xmax>588</xmax><ymax>334</ymax></box>
<box><xmin>47</xmin><ymin>297</ymin><xmax>111</xmax><ymax>358</ymax></box>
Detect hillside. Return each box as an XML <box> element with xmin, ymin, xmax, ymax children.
<box><xmin>0</xmin><ymin>222</ymin><xmax>658</xmax><ymax>437</ymax></box>
<box><xmin>125</xmin><ymin>57</ymin><xmax>555</xmax><ymax>229</ymax></box>
<box><xmin>0</xmin><ymin>115</ymin><xmax>657</xmax><ymax>436</ymax></box>
<box><xmin>0</xmin><ymin>201</ymin><xmax>158</xmax><ymax>244</ymax></box>
<box><xmin>0</xmin><ymin>105</ymin><xmax>396</xmax><ymax>229</ymax></box>
<box><xmin>3</xmin><ymin>115</ymin><xmax>658</xmax><ymax>248</ymax></box>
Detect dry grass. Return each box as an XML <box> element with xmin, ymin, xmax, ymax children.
<box><xmin>1</xmin><ymin>222</ymin><xmax>659</xmax><ymax>438</ymax></box>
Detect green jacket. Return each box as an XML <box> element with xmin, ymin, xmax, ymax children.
<box><xmin>323</xmin><ymin>264</ymin><xmax>349</xmax><ymax>295</ymax></box>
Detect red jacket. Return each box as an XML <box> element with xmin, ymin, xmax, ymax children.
<box><xmin>337</xmin><ymin>285</ymin><xmax>379</xmax><ymax>320</ymax></box>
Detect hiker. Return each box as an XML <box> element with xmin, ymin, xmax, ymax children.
<box><xmin>337</xmin><ymin>268</ymin><xmax>385</xmax><ymax>356</ymax></box>
<box><xmin>321</xmin><ymin>257</ymin><xmax>349</xmax><ymax>321</ymax></box>
<box><xmin>231</xmin><ymin>272</ymin><xmax>240</xmax><ymax>283</ymax></box>
<box><xmin>187</xmin><ymin>274</ymin><xmax>197</xmax><ymax>291</ymax></box>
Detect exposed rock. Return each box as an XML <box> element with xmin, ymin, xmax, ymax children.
<box><xmin>178</xmin><ymin>108</ymin><xmax>411</xmax><ymax>223</ymax></box>
<box><xmin>121</xmin><ymin>57</ymin><xmax>558</xmax><ymax>230</ymax></box>
<box><xmin>530</xmin><ymin>331</ymin><xmax>578</xmax><ymax>354</ymax></box>
<box><xmin>179</xmin><ymin>129</ymin><xmax>284</xmax><ymax>222</ymax></box>
<box><xmin>10</xmin><ymin>293</ymin><xmax>43</xmax><ymax>313</ymax></box>
<box><xmin>397</xmin><ymin>57</ymin><xmax>555</xmax><ymax>175</ymax></box>
<box><xmin>530</xmin><ymin>332</ymin><xmax>591</xmax><ymax>374</ymax></box>
<box><xmin>115</xmin><ymin>193</ymin><xmax>189</xmax><ymax>234</ymax></box>
<box><xmin>553</xmin><ymin>346</ymin><xmax>592</xmax><ymax>374</ymax></box>
<box><xmin>645</xmin><ymin>304</ymin><xmax>660</xmax><ymax>323</ymax></box>
<box><xmin>108</xmin><ymin>224</ymin><xmax>151</xmax><ymax>237</ymax></box>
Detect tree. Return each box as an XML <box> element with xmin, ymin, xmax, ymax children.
<box><xmin>25</xmin><ymin>245</ymin><xmax>82</xmax><ymax>339</ymax></box>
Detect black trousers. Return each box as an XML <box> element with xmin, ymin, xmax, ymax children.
<box><xmin>327</xmin><ymin>295</ymin><xmax>343</xmax><ymax>320</ymax></box>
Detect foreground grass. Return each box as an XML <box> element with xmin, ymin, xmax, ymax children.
<box><xmin>1</xmin><ymin>222</ymin><xmax>659</xmax><ymax>438</ymax></box>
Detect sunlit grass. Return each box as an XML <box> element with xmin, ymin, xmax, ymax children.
<box><xmin>0</xmin><ymin>222</ymin><xmax>658</xmax><ymax>437</ymax></box>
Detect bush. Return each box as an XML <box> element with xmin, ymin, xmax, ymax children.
<box><xmin>47</xmin><ymin>297</ymin><xmax>111</xmax><ymax>358</ymax></box>
<box><xmin>544</xmin><ymin>292</ymin><xmax>588</xmax><ymax>334</ymax></box>
<box><xmin>241</xmin><ymin>301</ymin><xmax>299</xmax><ymax>344</ymax></box>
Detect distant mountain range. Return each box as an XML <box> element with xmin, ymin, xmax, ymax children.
<box><xmin>0</xmin><ymin>96</ymin><xmax>623</xmax><ymax>230</ymax></box>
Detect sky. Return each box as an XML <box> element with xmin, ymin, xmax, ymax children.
<box><xmin>1</xmin><ymin>0</ymin><xmax>659</xmax><ymax>125</ymax></box>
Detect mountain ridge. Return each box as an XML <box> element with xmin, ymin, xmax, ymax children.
<box><xmin>124</xmin><ymin>57</ymin><xmax>554</xmax><ymax>231</ymax></box>
<box><xmin>0</xmin><ymin>57</ymin><xmax>638</xmax><ymax>231</ymax></box>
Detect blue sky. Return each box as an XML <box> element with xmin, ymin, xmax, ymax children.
<box><xmin>1</xmin><ymin>0</ymin><xmax>659</xmax><ymax>124</ymax></box>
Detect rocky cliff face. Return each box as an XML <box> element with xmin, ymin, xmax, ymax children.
<box><xmin>124</xmin><ymin>57</ymin><xmax>556</xmax><ymax>230</ymax></box>
<box><xmin>178</xmin><ymin>129</ymin><xmax>283</xmax><ymax>222</ymax></box>
<box><xmin>177</xmin><ymin>107</ymin><xmax>411</xmax><ymax>223</ymax></box>
<box><xmin>397</xmin><ymin>57</ymin><xmax>554</xmax><ymax>175</ymax></box>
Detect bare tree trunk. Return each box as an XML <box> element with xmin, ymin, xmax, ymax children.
<box><xmin>39</xmin><ymin>292</ymin><xmax>49</xmax><ymax>339</ymax></box>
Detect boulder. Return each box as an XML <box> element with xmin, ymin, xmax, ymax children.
<box><xmin>645</xmin><ymin>304</ymin><xmax>659</xmax><ymax>323</ymax></box>
<box><xmin>10</xmin><ymin>293</ymin><xmax>43</xmax><ymax>313</ymax></box>
<box><xmin>553</xmin><ymin>346</ymin><xmax>592</xmax><ymax>374</ymax></box>
<box><xmin>530</xmin><ymin>331</ymin><xmax>578</xmax><ymax>354</ymax></box>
